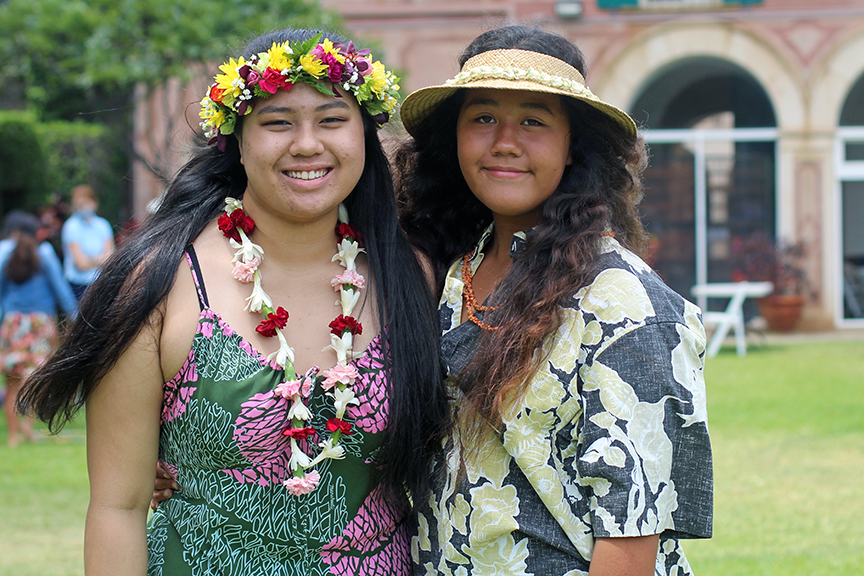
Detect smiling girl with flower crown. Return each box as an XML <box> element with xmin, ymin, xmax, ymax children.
<box><xmin>18</xmin><ymin>28</ymin><xmax>446</xmax><ymax>576</ymax></box>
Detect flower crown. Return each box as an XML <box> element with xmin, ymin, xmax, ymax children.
<box><xmin>199</xmin><ymin>33</ymin><xmax>400</xmax><ymax>148</ymax></box>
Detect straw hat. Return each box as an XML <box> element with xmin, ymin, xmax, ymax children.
<box><xmin>400</xmin><ymin>49</ymin><xmax>637</xmax><ymax>138</ymax></box>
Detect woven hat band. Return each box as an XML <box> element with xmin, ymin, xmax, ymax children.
<box><xmin>454</xmin><ymin>49</ymin><xmax>587</xmax><ymax>88</ymax></box>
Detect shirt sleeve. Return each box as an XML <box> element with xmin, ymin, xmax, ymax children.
<box><xmin>39</xmin><ymin>242</ymin><xmax>78</xmax><ymax>317</ymax></box>
<box><xmin>575</xmin><ymin>316</ymin><xmax>713</xmax><ymax>540</ymax></box>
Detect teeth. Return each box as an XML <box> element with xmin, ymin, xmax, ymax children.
<box><xmin>287</xmin><ymin>169</ymin><xmax>328</xmax><ymax>180</ymax></box>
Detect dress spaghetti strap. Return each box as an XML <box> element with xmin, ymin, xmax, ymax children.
<box><xmin>184</xmin><ymin>245</ymin><xmax>209</xmax><ymax>311</ymax></box>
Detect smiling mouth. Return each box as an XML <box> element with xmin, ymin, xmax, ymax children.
<box><xmin>284</xmin><ymin>168</ymin><xmax>331</xmax><ymax>180</ymax></box>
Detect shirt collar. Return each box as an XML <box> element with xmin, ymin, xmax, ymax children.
<box><xmin>467</xmin><ymin>224</ymin><xmax>531</xmax><ymax>264</ymax></box>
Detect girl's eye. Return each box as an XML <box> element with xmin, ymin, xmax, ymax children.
<box><xmin>321</xmin><ymin>116</ymin><xmax>348</xmax><ymax>125</ymax></box>
<box><xmin>476</xmin><ymin>115</ymin><xmax>495</xmax><ymax>125</ymax></box>
<box><xmin>522</xmin><ymin>118</ymin><xmax>544</xmax><ymax>127</ymax></box>
<box><xmin>263</xmin><ymin>119</ymin><xmax>290</xmax><ymax>126</ymax></box>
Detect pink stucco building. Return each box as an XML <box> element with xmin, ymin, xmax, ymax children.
<box><xmin>133</xmin><ymin>0</ymin><xmax>864</xmax><ymax>330</ymax></box>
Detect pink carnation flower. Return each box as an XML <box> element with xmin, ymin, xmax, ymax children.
<box><xmin>275</xmin><ymin>379</ymin><xmax>302</xmax><ymax>399</ymax></box>
<box><xmin>331</xmin><ymin>269</ymin><xmax>365</xmax><ymax>290</ymax></box>
<box><xmin>232</xmin><ymin>257</ymin><xmax>260</xmax><ymax>283</ymax></box>
<box><xmin>283</xmin><ymin>470</ymin><xmax>321</xmax><ymax>496</ymax></box>
<box><xmin>321</xmin><ymin>364</ymin><xmax>360</xmax><ymax>391</ymax></box>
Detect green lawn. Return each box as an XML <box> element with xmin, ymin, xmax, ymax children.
<box><xmin>1</xmin><ymin>339</ymin><xmax>862</xmax><ymax>575</ymax></box>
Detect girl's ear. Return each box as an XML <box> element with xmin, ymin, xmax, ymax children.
<box><xmin>235</xmin><ymin>133</ymin><xmax>244</xmax><ymax>165</ymax></box>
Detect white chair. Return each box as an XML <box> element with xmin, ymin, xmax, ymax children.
<box><xmin>691</xmin><ymin>281</ymin><xmax>774</xmax><ymax>357</ymax></box>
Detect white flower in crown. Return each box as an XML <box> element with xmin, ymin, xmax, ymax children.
<box><xmin>329</xmin><ymin>386</ymin><xmax>359</xmax><ymax>419</ymax></box>
<box><xmin>338</xmin><ymin>289</ymin><xmax>362</xmax><ymax>316</ymax></box>
<box><xmin>308</xmin><ymin>438</ymin><xmax>346</xmax><ymax>467</ymax></box>
<box><xmin>266</xmin><ymin>329</ymin><xmax>295</xmax><ymax>366</ymax></box>
<box><xmin>230</xmin><ymin>236</ymin><xmax>265</xmax><ymax>263</ymax></box>
<box><xmin>332</xmin><ymin>238</ymin><xmax>364</xmax><ymax>269</ymax></box>
<box><xmin>244</xmin><ymin>279</ymin><xmax>272</xmax><ymax>312</ymax></box>
<box><xmin>288</xmin><ymin>438</ymin><xmax>312</xmax><ymax>471</ymax></box>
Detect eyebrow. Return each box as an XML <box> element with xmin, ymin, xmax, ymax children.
<box><xmin>255</xmin><ymin>100</ymin><xmax>352</xmax><ymax>115</ymax></box>
<box><xmin>462</xmin><ymin>96</ymin><xmax>558</xmax><ymax>115</ymax></box>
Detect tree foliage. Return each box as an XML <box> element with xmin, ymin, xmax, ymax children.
<box><xmin>0</xmin><ymin>0</ymin><xmax>341</xmax><ymax>120</ymax></box>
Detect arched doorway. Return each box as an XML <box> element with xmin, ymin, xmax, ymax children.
<box><xmin>838</xmin><ymin>73</ymin><xmax>864</xmax><ymax>323</ymax></box>
<box><xmin>631</xmin><ymin>57</ymin><xmax>778</xmax><ymax>309</ymax></box>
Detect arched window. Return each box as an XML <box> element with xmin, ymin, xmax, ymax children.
<box><xmin>838</xmin><ymin>73</ymin><xmax>864</xmax><ymax>322</ymax></box>
<box><xmin>631</xmin><ymin>57</ymin><xmax>777</xmax><ymax>310</ymax></box>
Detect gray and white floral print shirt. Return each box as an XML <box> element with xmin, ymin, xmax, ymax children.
<box><xmin>412</xmin><ymin>227</ymin><xmax>713</xmax><ymax>576</ymax></box>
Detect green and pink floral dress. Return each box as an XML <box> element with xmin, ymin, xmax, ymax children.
<box><xmin>146</xmin><ymin>248</ymin><xmax>409</xmax><ymax>575</ymax></box>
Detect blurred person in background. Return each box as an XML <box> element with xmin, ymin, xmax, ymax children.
<box><xmin>61</xmin><ymin>184</ymin><xmax>114</xmax><ymax>299</ymax></box>
<box><xmin>0</xmin><ymin>210</ymin><xmax>76</xmax><ymax>446</ymax></box>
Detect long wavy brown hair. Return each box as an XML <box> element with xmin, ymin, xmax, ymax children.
<box><xmin>396</xmin><ymin>25</ymin><xmax>648</xmax><ymax>430</ymax></box>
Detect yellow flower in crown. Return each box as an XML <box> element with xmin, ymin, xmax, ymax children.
<box><xmin>214</xmin><ymin>56</ymin><xmax>249</xmax><ymax>108</ymax></box>
<box><xmin>200</xmin><ymin>33</ymin><xmax>400</xmax><ymax>150</ymax></box>
<box><xmin>299</xmin><ymin>53</ymin><xmax>327</xmax><ymax>78</ymax></box>
<box><xmin>264</xmin><ymin>41</ymin><xmax>293</xmax><ymax>71</ymax></box>
<box><xmin>367</xmin><ymin>61</ymin><xmax>388</xmax><ymax>95</ymax></box>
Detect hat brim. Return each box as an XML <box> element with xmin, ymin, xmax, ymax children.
<box><xmin>401</xmin><ymin>78</ymin><xmax>637</xmax><ymax>139</ymax></box>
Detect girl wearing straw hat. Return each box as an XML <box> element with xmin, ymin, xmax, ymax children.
<box><xmin>397</xmin><ymin>26</ymin><xmax>712</xmax><ymax>576</ymax></box>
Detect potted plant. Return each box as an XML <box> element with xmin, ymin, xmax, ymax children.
<box><xmin>732</xmin><ymin>234</ymin><xmax>809</xmax><ymax>332</ymax></box>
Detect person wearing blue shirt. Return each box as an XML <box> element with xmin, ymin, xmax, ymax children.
<box><xmin>0</xmin><ymin>210</ymin><xmax>77</xmax><ymax>446</ymax></box>
<box><xmin>61</xmin><ymin>184</ymin><xmax>114</xmax><ymax>299</ymax></box>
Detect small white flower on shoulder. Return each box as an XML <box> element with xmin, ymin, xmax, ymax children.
<box><xmin>224</xmin><ymin>197</ymin><xmax>243</xmax><ymax>213</ymax></box>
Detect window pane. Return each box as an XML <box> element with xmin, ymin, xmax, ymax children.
<box><xmin>843</xmin><ymin>181</ymin><xmax>864</xmax><ymax>319</ymax></box>
<box><xmin>845</xmin><ymin>142</ymin><xmax>864</xmax><ymax>161</ymax></box>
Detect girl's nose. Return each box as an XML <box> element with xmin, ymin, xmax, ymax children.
<box><xmin>289</xmin><ymin>125</ymin><xmax>326</xmax><ymax>157</ymax></box>
<box><xmin>489</xmin><ymin>121</ymin><xmax>522</xmax><ymax>157</ymax></box>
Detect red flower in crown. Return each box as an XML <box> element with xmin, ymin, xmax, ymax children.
<box><xmin>329</xmin><ymin>315</ymin><xmax>362</xmax><ymax>336</ymax></box>
<box><xmin>256</xmin><ymin>306</ymin><xmax>290</xmax><ymax>337</ymax></box>
<box><xmin>326</xmin><ymin>418</ymin><xmax>354</xmax><ymax>436</ymax></box>
<box><xmin>282</xmin><ymin>426</ymin><xmax>317</xmax><ymax>440</ymax></box>
<box><xmin>335</xmin><ymin>222</ymin><xmax>364</xmax><ymax>247</ymax></box>
<box><xmin>218</xmin><ymin>209</ymin><xmax>256</xmax><ymax>242</ymax></box>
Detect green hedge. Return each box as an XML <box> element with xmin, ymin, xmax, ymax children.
<box><xmin>0</xmin><ymin>111</ymin><xmax>128</xmax><ymax>222</ymax></box>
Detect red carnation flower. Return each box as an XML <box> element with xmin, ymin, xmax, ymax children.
<box><xmin>329</xmin><ymin>314</ymin><xmax>362</xmax><ymax>336</ymax></box>
<box><xmin>218</xmin><ymin>213</ymin><xmax>241</xmax><ymax>242</ymax></box>
<box><xmin>256</xmin><ymin>306</ymin><xmax>290</xmax><ymax>337</ymax></box>
<box><xmin>282</xmin><ymin>426</ymin><xmax>317</xmax><ymax>440</ymax></box>
<box><xmin>229</xmin><ymin>209</ymin><xmax>255</xmax><ymax>236</ymax></box>
<box><xmin>335</xmin><ymin>222</ymin><xmax>363</xmax><ymax>246</ymax></box>
<box><xmin>326</xmin><ymin>418</ymin><xmax>353</xmax><ymax>436</ymax></box>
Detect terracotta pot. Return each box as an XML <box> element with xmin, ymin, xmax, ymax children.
<box><xmin>757</xmin><ymin>294</ymin><xmax>806</xmax><ymax>332</ymax></box>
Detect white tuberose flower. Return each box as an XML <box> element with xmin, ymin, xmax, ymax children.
<box><xmin>338</xmin><ymin>289</ymin><xmax>362</xmax><ymax>316</ymax></box>
<box><xmin>287</xmin><ymin>397</ymin><xmax>312</xmax><ymax>421</ymax></box>
<box><xmin>328</xmin><ymin>387</ymin><xmax>359</xmax><ymax>419</ymax></box>
<box><xmin>288</xmin><ymin>438</ymin><xmax>312</xmax><ymax>471</ymax></box>
<box><xmin>332</xmin><ymin>238</ymin><xmax>364</xmax><ymax>269</ymax></box>
<box><xmin>308</xmin><ymin>438</ymin><xmax>346</xmax><ymax>467</ymax></box>
<box><xmin>267</xmin><ymin>330</ymin><xmax>295</xmax><ymax>368</ymax></box>
<box><xmin>244</xmin><ymin>278</ymin><xmax>272</xmax><ymax>312</ymax></box>
<box><xmin>224</xmin><ymin>197</ymin><xmax>243</xmax><ymax>213</ymax></box>
<box><xmin>324</xmin><ymin>332</ymin><xmax>353</xmax><ymax>365</ymax></box>
<box><xmin>230</xmin><ymin>235</ymin><xmax>264</xmax><ymax>263</ymax></box>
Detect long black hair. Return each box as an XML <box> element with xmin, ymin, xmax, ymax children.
<box><xmin>396</xmin><ymin>25</ymin><xmax>647</xmax><ymax>425</ymax></box>
<box><xmin>19</xmin><ymin>28</ymin><xmax>448</xmax><ymax>504</ymax></box>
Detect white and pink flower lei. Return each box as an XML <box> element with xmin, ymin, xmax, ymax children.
<box><xmin>219</xmin><ymin>197</ymin><xmax>367</xmax><ymax>496</ymax></box>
